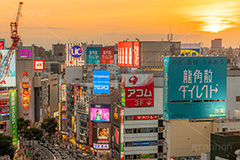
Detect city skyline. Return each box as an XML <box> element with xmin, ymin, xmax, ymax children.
<box><xmin>0</xmin><ymin>0</ymin><xmax>240</xmax><ymax>49</ymax></box>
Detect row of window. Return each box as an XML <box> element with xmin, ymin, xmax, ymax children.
<box><xmin>125</xmin><ymin>154</ymin><xmax>158</xmax><ymax>159</ymax></box>
<box><xmin>125</xmin><ymin>128</ymin><xmax>158</xmax><ymax>134</ymax></box>
<box><xmin>0</xmin><ymin>116</ymin><xmax>9</xmax><ymax>121</ymax></box>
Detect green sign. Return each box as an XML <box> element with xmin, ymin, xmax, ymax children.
<box><xmin>10</xmin><ymin>90</ymin><xmax>17</xmax><ymax>146</ymax></box>
<box><xmin>141</xmin><ymin>154</ymin><xmax>150</xmax><ymax>159</ymax></box>
<box><xmin>121</xmin><ymin>89</ymin><xmax>125</xmax><ymax>106</ymax></box>
<box><xmin>121</xmin><ymin>143</ymin><xmax>124</xmax><ymax>152</ymax></box>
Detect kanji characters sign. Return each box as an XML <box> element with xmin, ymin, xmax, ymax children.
<box><xmin>100</xmin><ymin>47</ymin><xmax>114</xmax><ymax>64</ymax></box>
<box><xmin>163</xmin><ymin>57</ymin><xmax>227</xmax><ymax>119</ymax></box>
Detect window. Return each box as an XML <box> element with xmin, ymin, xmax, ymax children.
<box><xmin>125</xmin><ymin>142</ymin><xmax>133</xmax><ymax>147</ymax></box>
<box><xmin>126</xmin><ymin>116</ymin><xmax>133</xmax><ymax>120</ymax></box>
<box><xmin>125</xmin><ymin>129</ymin><xmax>133</xmax><ymax>134</ymax></box>
<box><xmin>158</xmin><ymin>146</ymin><xmax>163</xmax><ymax>152</ymax></box>
<box><xmin>236</xmin><ymin>96</ymin><xmax>240</xmax><ymax>102</ymax></box>
<box><xmin>158</xmin><ymin>120</ymin><xmax>164</xmax><ymax>127</ymax></box>
<box><xmin>223</xmin><ymin>128</ymin><xmax>228</xmax><ymax>132</ymax></box>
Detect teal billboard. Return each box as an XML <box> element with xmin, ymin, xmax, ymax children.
<box><xmin>86</xmin><ymin>47</ymin><xmax>100</xmax><ymax>64</ymax></box>
<box><xmin>163</xmin><ymin>57</ymin><xmax>227</xmax><ymax>119</ymax></box>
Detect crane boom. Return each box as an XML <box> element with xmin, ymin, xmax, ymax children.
<box><xmin>0</xmin><ymin>2</ymin><xmax>23</xmax><ymax>84</ymax></box>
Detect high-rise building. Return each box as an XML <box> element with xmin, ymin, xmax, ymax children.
<box><xmin>211</xmin><ymin>38</ymin><xmax>222</xmax><ymax>52</ymax></box>
<box><xmin>52</xmin><ymin>43</ymin><xmax>65</xmax><ymax>56</ymax></box>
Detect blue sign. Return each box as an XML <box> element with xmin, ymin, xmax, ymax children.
<box><xmin>181</xmin><ymin>48</ymin><xmax>200</xmax><ymax>56</ymax></box>
<box><xmin>86</xmin><ymin>47</ymin><xmax>100</xmax><ymax>64</ymax></box>
<box><xmin>70</xmin><ymin>45</ymin><xmax>84</xmax><ymax>59</ymax></box>
<box><xmin>0</xmin><ymin>113</ymin><xmax>10</xmax><ymax>117</ymax></box>
<box><xmin>133</xmin><ymin>141</ymin><xmax>158</xmax><ymax>147</ymax></box>
<box><xmin>93</xmin><ymin>70</ymin><xmax>110</xmax><ymax>94</ymax></box>
<box><xmin>163</xmin><ymin>57</ymin><xmax>227</xmax><ymax>119</ymax></box>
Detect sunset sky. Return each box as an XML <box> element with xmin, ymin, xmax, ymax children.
<box><xmin>0</xmin><ymin>0</ymin><xmax>240</xmax><ymax>49</ymax></box>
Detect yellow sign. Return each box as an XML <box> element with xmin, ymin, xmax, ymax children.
<box><xmin>181</xmin><ymin>49</ymin><xmax>200</xmax><ymax>56</ymax></box>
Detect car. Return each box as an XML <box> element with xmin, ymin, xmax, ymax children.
<box><xmin>44</xmin><ymin>143</ymin><xmax>48</xmax><ymax>148</ymax></box>
<box><xmin>54</xmin><ymin>144</ymin><xmax>59</xmax><ymax>150</ymax></box>
<box><xmin>35</xmin><ymin>152</ymin><xmax>40</xmax><ymax>157</ymax></box>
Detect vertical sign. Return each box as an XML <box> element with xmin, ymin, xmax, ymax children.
<box><xmin>86</xmin><ymin>47</ymin><xmax>101</xmax><ymax>64</ymax></box>
<box><xmin>10</xmin><ymin>90</ymin><xmax>17</xmax><ymax>146</ymax></box>
<box><xmin>59</xmin><ymin>102</ymin><xmax>61</xmax><ymax>130</ymax></box>
<box><xmin>61</xmin><ymin>84</ymin><xmax>66</xmax><ymax>102</ymax></box>
<box><xmin>133</xmin><ymin>41</ymin><xmax>140</xmax><ymax>67</ymax></box>
<box><xmin>163</xmin><ymin>57</ymin><xmax>227</xmax><ymax>119</ymax></box>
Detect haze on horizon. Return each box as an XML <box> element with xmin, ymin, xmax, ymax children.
<box><xmin>0</xmin><ymin>0</ymin><xmax>240</xmax><ymax>49</ymax></box>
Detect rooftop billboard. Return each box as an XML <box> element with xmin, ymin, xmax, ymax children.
<box><xmin>163</xmin><ymin>57</ymin><xmax>227</xmax><ymax>119</ymax></box>
<box><xmin>87</xmin><ymin>47</ymin><xmax>101</xmax><ymax>64</ymax></box>
<box><xmin>93</xmin><ymin>70</ymin><xmax>110</xmax><ymax>94</ymax></box>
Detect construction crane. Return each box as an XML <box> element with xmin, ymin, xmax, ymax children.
<box><xmin>0</xmin><ymin>2</ymin><xmax>23</xmax><ymax>83</ymax></box>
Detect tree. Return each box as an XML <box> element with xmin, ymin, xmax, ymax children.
<box><xmin>41</xmin><ymin>118</ymin><xmax>58</xmax><ymax>140</ymax></box>
<box><xmin>17</xmin><ymin>117</ymin><xmax>30</xmax><ymax>135</ymax></box>
<box><xmin>0</xmin><ymin>134</ymin><xmax>16</xmax><ymax>159</ymax></box>
<box><xmin>23</xmin><ymin>128</ymin><xmax>43</xmax><ymax>141</ymax></box>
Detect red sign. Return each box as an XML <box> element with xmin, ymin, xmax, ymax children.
<box><xmin>118</xmin><ymin>42</ymin><xmax>133</xmax><ymax>67</ymax></box>
<box><xmin>124</xmin><ymin>74</ymin><xmax>154</xmax><ymax>107</ymax></box>
<box><xmin>34</xmin><ymin>59</ymin><xmax>45</xmax><ymax>71</ymax></box>
<box><xmin>133</xmin><ymin>42</ymin><xmax>140</xmax><ymax>67</ymax></box>
<box><xmin>0</xmin><ymin>41</ymin><xmax>4</xmax><ymax>50</ymax></box>
<box><xmin>100</xmin><ymin>47</ymin><xmax>114</xmax><ymax>64</ymax></box>
<box><xmin>0</xmin><ymin>101</ymin><xmax>7</xmax><ymax>106</ymax></box>
<box><xmin>61</xmin><ymin>106</ymin><xmax>66</xmax><ymax>111</ymax></box>
<box><xmin>133</xmin><ymin>114</ymin><xmax>158</xmax><ymax>120</ymax></box>
<box><xmin>89</xmin><ymin>120</ymin><xmax>93</xmax><ymax>146</ymax></box>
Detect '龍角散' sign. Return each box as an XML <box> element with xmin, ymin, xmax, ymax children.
<box><xmin>163</xmin><ymin>56</ymin><xmax>227</xmax><ymax>119</ymax></box>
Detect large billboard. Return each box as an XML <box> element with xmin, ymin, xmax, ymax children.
<box><xmin>163</xmin><ymin>57</ymin><xmax>227</xmax><ymax>119</ymax></box>
<box><xmin>100</xmin><ymin>47</ymin><xmax>114</xmax><ymax>64</ymax></box>
<box><xmin>0</xmin><ymin>50</ymin><xmax>16</xmax><ymax>87</ymax></box>
<box><xmin>93</xmin><ymin>70</ymin><xmax>110</xmax><ymax>94</ymax></box>
<box><xmin>10</xmin><ymin>90</ymin><xmax>17</xmax><ymax>146</ymax></box>
<box><xmin>97</xmin><ymin>128</ymin><xmax>109</xmax><ymax>143</ymax></box>
<box><xmin>90</xmin><ymin>104</ymin><xmax>110</xmax><ymax>122</ymax></box>
<box><xmin>66</xmin><ymin>43</ymin><xmax>85</xmax><ymax>66</ymax></box>
<box><xmin>34</xmin><ymin>59</ymin><xmax>45</xmax><ymax>71</ymax></box>
<box><xmin>122</xmin><ymin>74</ymin><xmax>154</xmax><ymax>107</ymax></box>
<box><xmin>86</xmin><ymin>47</ymin><xmax>101</xmax><ymax>64</ymax></box>
<box><xmin>118</xmin><ymin>42</ymin><xmax>140</xmax><ymax>67</ymax></box>
<box><xmin>20</xmin><ymin>71</ymin><xmax>31</xmax><ymax>110</ymax></box>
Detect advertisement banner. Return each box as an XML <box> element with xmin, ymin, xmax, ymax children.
<box><xmin>93</xmin><ymin>143</ymin><xmax>109</xmax><ymax>150</ymax></box>
<box><xmin>133</xmin><ymin>115</ymin><xmax>158</xmax><ymax>120</ymax></box>
<box><xmin>163</xmin><ymin>57</ymin><xmax>227</xmax><ymax>119</ymax></box>
<box><xmin>118</xmin><ymin>42</ymin><xmax>133</xmax><ymax>67</ymax></box>
<box><xmin>10</xmin><ymin>90</ymin><xmax>17</xmax><ymax>146</ymax></box>
<box><xmin>181</xmin><ymin>49</ymin><xmax>200</xmax><ymax>56</ymax></box>
<box><xmin>86</xmin><ymin>47</ymin><xmax>101</xmax><ymax>64</ymax></box>
<box><xmin>34</xmin><ymin>59</ymin><xmax>45</xmax><ymax>71</ymax></box>
<box><xmin>97</xmin><ymin>128</ymin><xmax>109</xmax><ymax>143</ymax></box>
<box><xmin>20</xmin><ymin>71</ymin><xmax>31</xmax><ymax>110</ymax></box>
<box><xmin>93</xmin><ymin>70</ymin><xmax>110</xmax><ymax>94</ymax></box>
<box><xmin>66</xmin><ymin>43</ymin><xmax>85</xmax><ymax>67</ymax></box>
<box><xmin>90</xmin><ymin>104</ymin><xmax>110</xmax><ymax>122</ymax></box>
<box><xmin>74</xmin><ymin>85</ymin><xmax>81</xmax><ymax>103</ymax></box>
<box><xmin>133</xmin><ymin>41</ymin><xmax>140</xmax><ymax>67</ymax></box>
<box><xmin>0</xmin><ymin>40</ymin><xmax>4</xmax><ymax>50</ymax></box>
<box><xmin>0</xmin><ymin>50</ymin><xmax>16</xmax><ymax>87</ymax></box>
<box><xmin>124</xmin><ymin>74</ymin><xmax>154</xmax><ymax>107</ymax></box>
<box><xmin>89</xmin><ymin>120</ymin><xmax>93</xmax><ymax>146</ymax></box>
<box><xmin>100</xmin><ymin>47</ymin><xmax>114</xmax><ymax>64</ymax></box>
<box><xmin>61</xmin><ymin>84</ymin><xmax>66</xmax><ymax>102</ymax></box>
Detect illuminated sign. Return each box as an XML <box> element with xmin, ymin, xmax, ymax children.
<box><xmin>123</xmin><ymin>74</ymin><xmax>154</xmax><ymax>107</ymax></box>
<box><xmin>62</xmin><ymin>114</ymin><xmax>66</xmax><ymax>119</ymax></box>
<box><xmin>20</xmin><ymin>49</ymin><xmax>31</xmax><ymax>58</ymax></box>
<box><xmin>70</xmin><ymin>45</ymin><xmax>84</xmax><ymax>59</ymax></box>
<box><xmin>90</xmin><ymin>104</ymin><xmax>110</xmax><ymax>122</ymax></box>
<box><xmin>20</xmin><ymin>71</ymin><xmax>31</xmax><ymax>110</ymax></box>
<box><xmin>133</xmin><ymin>41</ymin><xmax>140</xmax><ymax>67</ymax></box>
<box><xmin>181</xmin><ymin>49</ymin><xmax>200</xmax><ymax>56</ymax></box>
<box><xmin>97</xmin><ymin>128</ymin><xmax>109</xmax><ymax>143</ymax></box>
<box><xmin>93</xmin><ymin>143</ymin><xmax>109</xmax><ymax>150</ymax></box>
<box><xmin>61</xmin><ymin>84</ymin><xmax>66</xmax><ymax>102</ymax></box>
<box><xmin>34</xmin><ymin>59</ymin><xmax>45</xmax><ymax>71</ymax></box>
<box><xmin>100</xmin><ymin>47</ymin><xmax>114</xmax><ymax>64</ymax></box>
<box><xmin>61</xmin><ymin>105</ymin><xmax>66</xmax><ymax>111</ymax></box>
<box><xmin>163</xmin><ymin>57</ymin><xmax>227</xmax><ymax>119</ymax></box>
<box><xmin>10</xmin><ymin>90</ymin><xmax>17</xmax><ymax>146</ymax></box>
<box><xmin>93</xmin><ymin>70</ymin><xmax>110</xmax><ymax>94</ymax></box>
